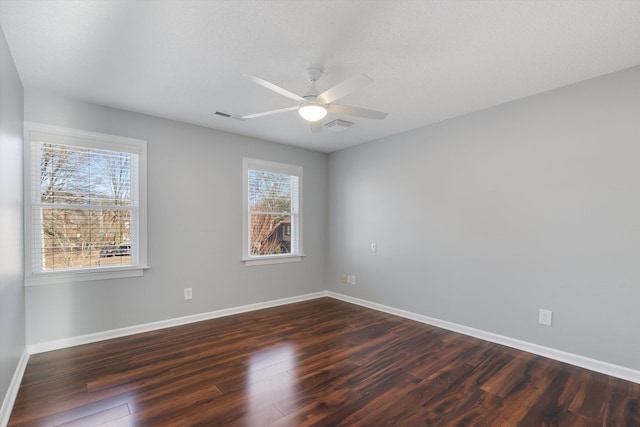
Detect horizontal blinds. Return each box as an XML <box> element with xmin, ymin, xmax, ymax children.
<box><xmin>28</xmin><ymin>130</ymin><xmax>144</xmax><ymax>155</ymax></box>
<box><xmin>35</xmin><ymin>142</ymin><xmax>133</xmax><ymax>206</ymax></box>
<box><xmin>30</xmin><ymin>141</ymin><xmax>139</xmax><ymax>272</ymax></box>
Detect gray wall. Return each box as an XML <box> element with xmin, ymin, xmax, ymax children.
<box><xmin>327</xmin><ymin>66</ymin><xmax>640</xmax><ymax>371</ymax></box>
<box><xmin>23</xmin><ymin>88</ymin><xmax>328</xmax><ymax>344</ymax></box>
<box><xmin>0</xmin><ymin>26</ymin><xmax>25</xmax><ymax>408</ymax></box>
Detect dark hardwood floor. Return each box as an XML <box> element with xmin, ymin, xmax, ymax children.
<box><xmin>9</xmin><ymin>297</ymin><xmax>640</xmax><ymax>426</ymax></box>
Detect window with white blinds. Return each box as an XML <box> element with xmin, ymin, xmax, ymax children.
<box><xmin>243</xmin><ymin>158</ymin><xmax>303</xmax><ymax>266</ymax></box>
<box><xmin>24</xmin><ymin>123</ymin><xmax>148</xmax><ymax>284</ymax></box>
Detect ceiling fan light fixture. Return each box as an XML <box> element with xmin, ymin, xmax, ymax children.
<box><xmin>298</xmin><ymin>102</ymin><xmax>327</xmax><ymax>122</ymax></box>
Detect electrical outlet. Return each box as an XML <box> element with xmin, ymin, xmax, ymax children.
<box><xmin>350</xmin><ymin>275</ymin><xmax>356</xmax><ymax>285</ymax></box>
<box><xmin>184</xmin><ymin>288</ymin><xmax>193</xmax><ymax>300</ymax></box>
<box><xmin>539</xmin><ymin>309</ymin><xmax>552</xmax><ymax>326</ymax></box>
<box><xmin>371</xmin><ymin>243</ymin><xmax>377</xmax><ymax>253</ymax></box>
<box><xmin>341</xmin><ymin>274</ymin><xmax>347</xmax><ymax>283</ymax></box>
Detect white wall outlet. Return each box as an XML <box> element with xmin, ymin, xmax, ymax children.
<box><xmin>371</xmin><ymin>243</ymin><xmax>377</xmax><ymax>253</ymax></box>
<box><xmin>184</xmin><ymin>288</ymin><xmax>193</xmax><ymax>300</ymax></box>
<box><xmin>350</xmin><ymin>275</ymin><xmax>356</xmax><ymax>285</ymax></box>
<box><xmin>539</xmin><ymin>309</ymin><xmax>552</xmax><ymax>326</ymax></box>
<box><xmin>341</xmin><ymin>274</ymin><xmax>347</xmax><ymax>283</ymax></box>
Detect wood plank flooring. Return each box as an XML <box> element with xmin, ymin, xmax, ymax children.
<box><xmin>9</xmin><ymin>298</ymin><xmax>640</xmax><ymax>426</ymax></box>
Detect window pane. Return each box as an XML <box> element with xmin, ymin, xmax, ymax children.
<box><xmin>250</xmin><ymin>213</ymin><xmax>292</xmax><ymax>255</ymax></box>
<box><xmin>33</xmin><ymin>141</ymin><xmax>136</xmax><ymax>272</ymax></box>
<box><xmin>39</xmin><ymin>143</ymin><xmax>131</xmax><ymax>206</ymax></box>
<box><xmin>39</xmin><ymin>207</ymin><xmax>132</xmax><ymax>271</ymax></box>
<box><xmin>249</xmin><ymin>170</ymin><xmax>291</xmax><ymax>213</ymax></box>
<box><xmin>243</xmin><ymin>158</ymin><xmax>302</xmax><ymax>263</ymax></box>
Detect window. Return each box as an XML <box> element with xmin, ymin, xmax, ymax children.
<box><xmin>24</xmin><ymin>123</ymin><xmax>147</xmax><ymax>284</ymax></box>
<box><xmin>243</xmin><ymin>158</ymin><xmax>302</xmax><ymax>266</ymax></box>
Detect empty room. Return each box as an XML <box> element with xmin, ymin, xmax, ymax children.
<box><xmin>1</xmin><ymin>1</ymin><xmax>639</xmax><ymax>425</ymax></box>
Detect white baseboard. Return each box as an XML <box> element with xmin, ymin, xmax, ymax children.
<box><xmin>24</xmin><ymin>289</ymin><xmax>640</xmax><ymax>386</ymax></box>
<box><xmin>327</xmin><ymin>291</ymin><xmax>640</xmax><ymax>385</ymax></box>
<box><xmin>0</xmin><ymin>348</ymin><xmax>29</xmax><ymax>427</ymax></box>
<box><xmin>27</xmin><ymin>291</ymin><xmax>328</xmax><ymax>354</ymax></box>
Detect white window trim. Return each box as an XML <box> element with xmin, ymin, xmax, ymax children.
<box><xmin>242</xmin><ymin>158</ymin><xmax>303</xmax><ymax>266</ymax></box>
<box><xmin>23</xmin><ymin>122</ymin><xmax>149</xmax><ymax>285</ymax></box>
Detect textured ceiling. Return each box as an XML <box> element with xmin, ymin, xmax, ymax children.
<box><xmin>1</xmin><ymin>0</ymin><xmax>639</xmax><ymax>152</ymax></box>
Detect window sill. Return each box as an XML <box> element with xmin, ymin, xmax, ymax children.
<box><xmin>242</xmin><ymin>254</ymin><xmax>303</xmax><ymax>267</ymax></box>
<box><xmin>25</xmin><ymin>265</ymin><xmax>150</xmax><ymax>286</ymax></box>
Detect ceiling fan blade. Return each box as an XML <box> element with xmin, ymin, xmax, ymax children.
<box><xmin>318</xmin><ymin>74</ymin><xmax>373</xmax><ymax>104</ymax></box>
<box><xmin>309</xmin><ymin>120</ymin><xmax>323</xmax><ymax>133</ymax></box>
<box><xmin>328</xmin><ymin>104</ymin><xmax>388</xmax><ymax>120</ymax></box>
<box><xmin>242</xmin><ymin>106</ymin><xmax>297</xmax><ymax>119</ymax></box>
<box><xmin>243</xmin><ymin>74</ymin><xmax>305</xmax><ymax>102</ymax></box>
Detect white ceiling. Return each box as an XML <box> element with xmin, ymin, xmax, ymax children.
<box><xmin>1</xmin><ymin>0</ymin><xmax>639</xmax><ymax>153</ymax></box>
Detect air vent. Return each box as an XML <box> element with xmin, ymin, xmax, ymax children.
<box><xmin>324</xmin><ymin>119</ymin><xmax>354</xmax><ymax>132</ymax></box>
<box><xmin>214</xmin><ymin>111</ymin><xmax>245</xmax><ymax>121</ymax></box>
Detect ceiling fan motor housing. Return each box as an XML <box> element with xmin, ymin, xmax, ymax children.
<box><xmin>298</xmin><ymin>68</ymin><xmax>328</xmax><ymax>121</ymax></box>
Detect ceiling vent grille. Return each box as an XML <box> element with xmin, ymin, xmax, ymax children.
<box><xmin>214</xmin><ymin>111</ymin><xmax>245</xmax><ymax>120</ymax></box>
<box><xmin>324</xmin><ymin>119</ymin><xmax>354</xmax><ymax>132</ymax></box>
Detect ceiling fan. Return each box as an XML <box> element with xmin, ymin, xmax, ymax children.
<box><xmin>238</xmin><ymin>67</ymin><xmax>387</xmax><ymax>133</ymax></box>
